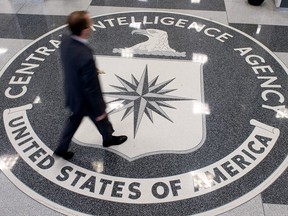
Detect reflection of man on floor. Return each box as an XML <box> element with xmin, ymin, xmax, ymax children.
<box><xmin>54</xmin><ymin>11</ymin><xmax>127</xmax><ymax>160</ymax></box>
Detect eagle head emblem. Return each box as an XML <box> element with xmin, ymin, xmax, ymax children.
<box><xmin>113</xmin><ymin>28</ymin><xmax>186</xmax><ymax>57</ymax></box>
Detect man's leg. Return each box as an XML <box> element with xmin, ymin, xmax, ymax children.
<box><xmin>89</xmin><ymin>115</ymin><xmax>127</xmax><ymax>147</ymax></box>
<box><xmin>54</xmin><ymin>113</ymin><xmax>83</xmax><ymax>156</ymax></box>
<box><xmin>89</xmin><ymin>115</ymin><xmax>114</xmax><ymax>141</ymax></box>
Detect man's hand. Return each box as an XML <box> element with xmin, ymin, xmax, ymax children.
<box><xmin>96</xmin><ymin>113</ymin><xmax>107</xmax><ymax>121</ymax></box>
<box><xmin>97</xmin><ymin>69</ymin><xmax>105</xmax><ymax>74</ymax></box>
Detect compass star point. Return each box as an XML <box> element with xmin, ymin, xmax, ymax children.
<box><xmin>104</xmin><ymin>65</ymin><xmax>192</xmax><ymax>137</ymax></box>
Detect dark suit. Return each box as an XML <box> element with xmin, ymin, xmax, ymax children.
<box><xmin>54</xmin><ymin>34</ymin><xmax>114</xmax><ymax>155</ymax></box>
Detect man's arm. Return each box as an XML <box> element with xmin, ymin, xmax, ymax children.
<box><xmin>79</xmin><ymin>57</ymin><xmax>107</xmax><ymax>118</ymax></box>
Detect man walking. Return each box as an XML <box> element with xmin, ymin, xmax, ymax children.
<box><xmin>54</xmin><ymin>11</ymin><xmax>127</xmax><ymax>160</ymax></box>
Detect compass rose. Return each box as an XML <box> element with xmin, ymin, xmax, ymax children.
<box><xmin>103</xmin><ymin>65</ymin><xmax>193</xmax><ymax>137</ymax></box>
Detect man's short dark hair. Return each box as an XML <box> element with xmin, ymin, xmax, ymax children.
<box><xmin>67</xmin><ymin>11</ymin><xmax>89</xmax><ymax>36</ymax></box>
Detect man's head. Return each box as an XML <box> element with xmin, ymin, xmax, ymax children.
<box><xmin>67</xmin><ymin>11</ymin><xmax>92</xmax><ymax>38</ymax></box>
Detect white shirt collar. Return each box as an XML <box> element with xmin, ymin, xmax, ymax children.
<box><xmin>71</xmin><ymin>35</ymin><xmax>89</xmax><ymax>45</ymax></box>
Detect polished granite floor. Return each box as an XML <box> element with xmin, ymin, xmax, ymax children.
<box><xmin>0</xmin><ymin>0</ymin><xmax>288</xmax><ymax>215</ymax></box>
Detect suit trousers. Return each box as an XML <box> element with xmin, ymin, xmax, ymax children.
<box><xmin>54</xmin><ymin>112</ymin><xmax>114</xmax><ymax>155</ymax></box>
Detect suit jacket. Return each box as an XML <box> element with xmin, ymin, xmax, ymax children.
<box><xmin>60</xmin><ymin>34</ymin><xmax>106</xmax><ymax>117</ymax></box>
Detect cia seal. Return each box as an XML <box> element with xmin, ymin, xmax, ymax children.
<box><xmin>0</xmin><ymin>12</ymin><xmax>288</xmax><ymax>216</ymax></box>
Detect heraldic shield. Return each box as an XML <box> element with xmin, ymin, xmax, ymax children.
<box><xmin>73</xmin><ymin>56</ymin><xmax>206</xmax><ymax>160</ymax></box>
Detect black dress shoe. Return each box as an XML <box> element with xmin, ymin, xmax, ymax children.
<box><xmin>54</xmin><ymin>151</ymin><xmax>74</xmax><ymax>160</ymax></box>
<box><xmin>103</xmin><ymin>135</ymin><xmax>128</xmax><ymax>147</ymax></box>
